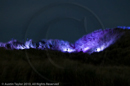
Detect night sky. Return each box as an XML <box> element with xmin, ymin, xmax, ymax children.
<box><xmin>0</xmin><ymin>0</ymin><xmax>130</xmax><ymax>43</ymax></box>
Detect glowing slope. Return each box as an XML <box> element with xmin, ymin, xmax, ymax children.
<box><xmin>0</xmin><ymin>26</ymin><xmax>129</xmax><ymax>54</ymax></box>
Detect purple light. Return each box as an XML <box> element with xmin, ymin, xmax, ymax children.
<box><xmin>74</xmin><ymin>28</ymin><xmax>124</xmax><ymax>54</ymax></box>
<box><xmin>74</xmin><ymin>29</ymin><xmax>111</xmax><ymax>53</ymax></box>
<box><xmin>117</xmin><ymin>26</ymin><xmax>130</xmax><ymax>29</ymax></box>
<box><xmin>0</xmin><ymin>27</ymin><xmax>127</xmax><ymax>54</ymax></box>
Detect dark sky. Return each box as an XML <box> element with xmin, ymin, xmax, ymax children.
<box><xmin>0</xmin><ymin>0</ymin><xmax>130</xmax><ymax>43</ymax></box>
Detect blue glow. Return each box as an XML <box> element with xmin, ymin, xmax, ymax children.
<box><xmin>0</xmin><ymin>27</ymin><xmax>128</xmax><ymax>54</ymax></box>
<box><xmin>117</xmin><ymin>26</ymin><xmax>130</xmax><ymax>29</ymax></box>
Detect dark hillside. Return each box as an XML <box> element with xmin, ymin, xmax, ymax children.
<box><xmin>0</xmin><ymin>28</ymin><xmax>130</xmax><ymax>86</ymax></box>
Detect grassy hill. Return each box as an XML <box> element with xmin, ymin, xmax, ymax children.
<box><xmin>0</xmin><ymin>28</ymin><xmax>130</xmax><ymax>86</ymax></box>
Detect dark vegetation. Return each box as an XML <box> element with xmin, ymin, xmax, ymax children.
<box><xmin>0</xmin><ymin>28</ymin><xmax>130</xmax><ymax>86</ymax></box>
